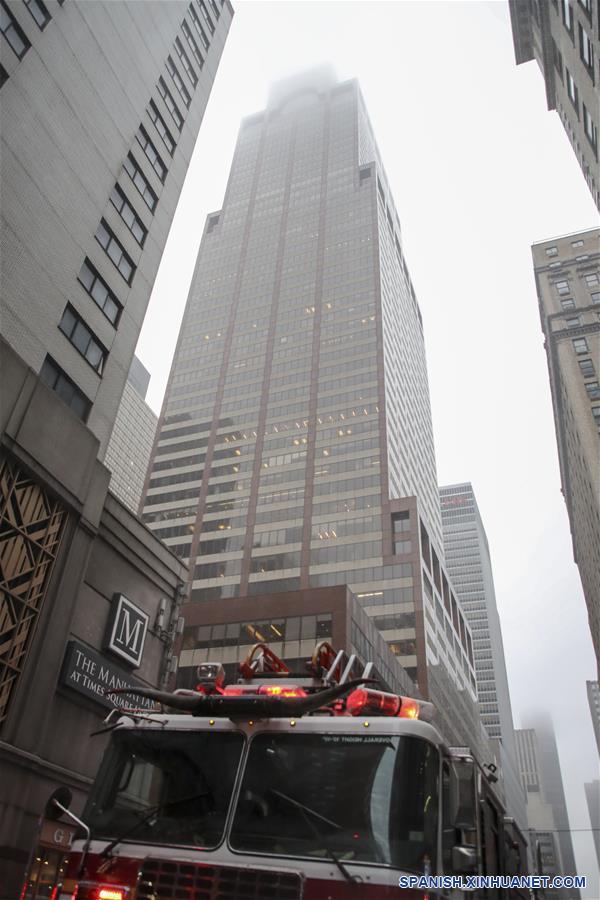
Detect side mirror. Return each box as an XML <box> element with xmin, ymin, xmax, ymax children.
<box><xmin>452</xmin><ymin>845</ymin><xmax>477</xmax><ymax>874</ymax></box>
<box><xmin>449</xmin><ymin>757</ymin><xmax>476</xmax><ymax>829</ymax></box>
<box><xmin>45</xmin><ymin>786</ymin><xmax>73</xmax><ymax>821</ymax></box>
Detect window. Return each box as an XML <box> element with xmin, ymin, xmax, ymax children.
<box><xmin>78</xmin><ymin>259</ymin><xmax>121</xmax><ymax>324</ymax></box>
<box><xmin>561</xmin><ymin>0</ymin><xmax>573</xmax><ymax>34</ymax></box>
<box><xmin>157</xmin><ymin>76</ymin><xmax>184</xmax><ymax>130</ymax></box>
<box><xmin>109</xmin><ymin>185</ymin><xmax>147</xmax><ymax>246</ymax></box>
<box><xmin>189</xmin><ymin>4</ymin><xmax>209</xmax><ymax>49</ymax></box>
<box><xmin>181</xmin><ymin>20</ymin><xmax>203</xmax><ymax>69</ymax></box>
<box><xmin>591</xmin><ymin>292</ymin><xmax>600</xmax><ymax>304</ymax></box>
<box><xmin>209</xmin><ymin>0</ymin><xmax>219</xmax><ymax>19</ymax></box>
<box><xmin>584</xmin><ymin>272</ymin><xmax>599</xmax><ymax>286</ymax></box>
<box><xmin>0</xmin><ymin>1</ymin><xmax>30</xmax><ymax>58</ymax></box>
<box><xmin>198</xmin><ymin>0</ymin><xmax>214</xmax><ymax>33</ymax></box>
<box><xmin>123</xmin><ymin>153</ymin><xmax>157</xmax><ymax>211</ymax></box>
<box><xmin>555</xmin><ymin>279</ymin><xmax>570</xmax><ymax>295</ymax></box>
<box><xmin>148</xmin><ymin>99</ymin><xmax>176</xmax><ymax>154</ymax></box>
<box><xmin>59</xmin><ymin>305</ymin><xmax>107</xmax><ymax>374</ymax></box>
<box><xmin>579</xmin><ymin>358</ymin><xmax>595</xmax><ymax>377</ymax></box>
<box><xmin>592</xmin><ymin>406</ymin><xmax>600</xmax><ymax>426</ymax></box>
<box><xmin>573</xmin><ymin>337</ymin><xmax>589</xmax><ymax>354</ymax></box>
<box><xmin>572</xmin><ymin>239</ymin><xmax>584</xmax><ymax>247</ymax></box>
<box><xmin>175</xmin><ymin>37</ymin><xmax>197</xmax><ymax>86</ymax></box>
<box><xmin>0</xmin><ymin>63</ymin><xmax>8</xmax><ymax>88</ymax></box>
<box><xmin>585</xmin><ymin>382</ymin><xmax>600</xmax><ymax>400</ymax></box>
<box><xmin>545</xmin><ymin>246</ymin><xmax>558</xmax><ymax>257</ymax></box>
<box><xmin>576</xmin><ymin>254</ymin><xmax>589</xmax><ymax>261</ymax></box>
<box><xmin>166</xmin><ymin>56</ymin><xmax>191</xmax><ymax>108</ymax></box>
<box><xmin>40</xmin><ymin>357</ymin><xmax>91</xmax><ymax>420</ymax></box>
<box><xmin>583</xmin><ymin>105</ymin><xmax>597</xmax><ymax>153</ymax></box>
<box><xmin>24</xmin><ymin>0</ymin><xmax>50</xmax><ymax>29</ymax></box>
<box><xmin>549</xmin><ymin>261</ymin><xmax>561</xmax><ymax>268</ymax></box>
<box><xmin>565</xmin><ymin>315</ymin><xmax>581</xmax><ymax>327</ymax></box>
<box><xmin>136</xmin><ymin>125</ymin><xmax>167</xmax><ymax>182</ymax></box>
<box><xmin>95</xmin><ymin>219</ymin><xmax>135</xmax><ymax>284</ymax></box>
<box><xmin>578</xmin><ymin>0</ymin><xmax>591</xmax><ymax>13</ymax></box>
<box><xmin>566</xmin><ymin>69</ymin><xmax>578</xmax><ymax>111</ymax></box>
<box><xmin>561</xmin><ymin>298</ymin><xmax>576</xmax><ymax>310</ymax></box>
<box><xmin>579</xmin><ymin>24</ymin><xmax>594</xmax><ymax>76</ymax></box>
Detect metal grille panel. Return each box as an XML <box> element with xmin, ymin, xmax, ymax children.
<box><xmin>137</xmin><ymin>858</ymin><xmax>303</xmax><ymax>900</ymax></box>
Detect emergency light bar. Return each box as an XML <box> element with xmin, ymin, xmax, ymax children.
<box><xmin>346</xmin><ymin>687</ymin><xmax>434</xmax><ymax>721</ymax></box>
<box><xmin>113</xmin><ymin>678</ymin><xmax>373</xmax><ymax>718</ymax></box>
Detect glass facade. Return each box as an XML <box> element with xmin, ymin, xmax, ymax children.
<box><xmin>142</xmin><ymin>71</ymin><xmax>476</xmax><ymax>712</ymax></box>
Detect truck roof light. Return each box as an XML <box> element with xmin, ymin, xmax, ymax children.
<box><xmin>346</xmin><ymin>688</ymin><xmax>400</xmax><ymax>717</ymax></box>
<box><xmin>96</xmin><ymin>889</ymin><xmax>126</xmax><ymax>900</ymax></box>
<box><xmin>258</xmin><ymin>684</ymin><xmax>307</xmax><ymax>698</ymax></box>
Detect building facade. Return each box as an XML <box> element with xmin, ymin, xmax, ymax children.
<box><xmin>105</xmin><ymin>356</ymin><xmax>158</xmax><ymax>513</ymax></box>
<box><xmin>531</xmin><ymin>229</ymin><xmax>600</xmax><ymax>675</ymax></box>
<box><xmin>1</xmin><ymin>0</ymin><xmax>233</xmax><ymax>457</ymax></box>
<box><xmin>0</xmin><ymin>3</ymin><xmax>231</xmax><ymax>896</ymax></box>
<box><xmin>141</xmin><ymin>68</ymin><xmax>490</xmax><ymax>758</ymax></box>
<box><xmin>440</xmin><ymin>483</ymin><xmax>526</xmax><ymax>831</ymax></box>
<box><xmin>509</xmin><ymin>0</ymin><xmax>599</xmax><ymax>210</ymax></box>
<box><xmin>584</xmin><ymin>779</ymin><xmax>600</xmax><ymax>871</ymax></box>
<box><xmin>518</xmin><ymin>717</ymin><xmax>581</xmax><ymax>899</ymax></box>
<box><xmin>515</xmin><ymin>728</ymin><xmax>564</xmax><ymax>890</ymax></box>
<box><xmin>587</xmin><ymin>679</ymin><xmax>600</xmax><ymax>755</ymax></box>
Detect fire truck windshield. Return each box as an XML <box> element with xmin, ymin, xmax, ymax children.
<box><xmin>84</xmin><ymin>729</ymin><xmax>244</xmax><ymax>849</ymax></box>
<box><xmin>230</xmin><ymin>732</ymin><xmax>439</xmax><ymax>873</ymax></box>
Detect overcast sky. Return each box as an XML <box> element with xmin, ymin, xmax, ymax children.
<box><xmin>136</xmin><ymin>1</ymin><xmax>599</xmax><ymax>889</ymax></box>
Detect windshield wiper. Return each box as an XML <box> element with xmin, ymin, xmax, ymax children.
<box><xmin>269</xmin><ymin>789</ymin><xmax>362</xmax><ymax>885</ymax></box>
<box><xmin>100</xmin><ymin>790</ymin><xmax>212</xmax><ymax>860</ymax></box>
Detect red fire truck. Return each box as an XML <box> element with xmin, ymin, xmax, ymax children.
<box><xmin>49</xmin><ymin>642</ymin><xmax>528</xmax><ymax>900</ymax></box>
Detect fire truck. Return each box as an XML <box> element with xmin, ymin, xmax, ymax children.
<box><xmin>49</xmin><ymin>642</ymin><xmax>528</xmax><ymax>900</ymax></box>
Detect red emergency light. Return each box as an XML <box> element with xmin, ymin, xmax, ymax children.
<box><xmin>346</xmin><ymin>687</ymin><xmax>429</xmax><ymax>720</ymax></box>
<box><xmin>258</xmin><ymin>684</ymin><xmax>307</xmax><ymax>698</ymax></box>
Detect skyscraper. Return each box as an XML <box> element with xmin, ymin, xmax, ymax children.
<box><xmin>587</xmin><ymin>679</ymin><xmax>600</xmax><ymax>755</ymax></box>
<box><xmin>584</xmin><ymin>780</ymin><xmax>600</xmax><ymax>871</ymax></box>
<box><xmin>1</xmin><ymin>0</ymin><xmax>233</xmax><ymax>456</ymax></box>
<box><xmin>142</xmin><ymin>68</ymin><xmax>485</xmax><ymax>755</ymax></box>
<box><xmin>440</xmin><ymin>483</ymin><xmax>525</xmax><ymax>830</ymax></box>
<box><xmin>0</xmin><ymin>2</ymin><xmax>231</xmax><ymax>894</ymax></box>
<box><xmin>530</xmin><ymin>229</ymin><xmax>600</xmax><ymax>675</ymax></box>
<box><xmin>509</xmin><ymin>0</ymin><xmax>599</xmax><ymax>211</ymax></box>
<box><xmin>105</xmin><ymin>356</ymin><xmax>158</xmax><ymax>513</ymax></box>
<box><xmin>515</xmin><ymin>728</ymin><xmax>564</xmax><ymax>889</ymax></box>
<box><xmin>520</xmin><ymin>716</ymin><xmax>581</xmax><ymax>899</ymax></box>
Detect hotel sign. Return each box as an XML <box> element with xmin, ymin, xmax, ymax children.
<box><xmin>60</xmin><ymin>640</ymin><xmax>157</xmax><ymax>711</ymax></box>
<box><xmin>103</xmin><ymin>593</ymin><xmax>149</xmax><ymax>668</ymax></box>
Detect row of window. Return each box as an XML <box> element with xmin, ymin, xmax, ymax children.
<box><xmin>45</xmin><ymin>1</ymin><xmax>223</xmax><ymax>418</ymax></box>
<box><xmin>0</xmin><ymin>0</ymin><xmax>63</xmax><ymax>68</ymax></box>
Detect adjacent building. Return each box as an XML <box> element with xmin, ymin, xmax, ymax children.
<box><xmin>0</xmin><ymin>2</ymin><xmax>232</xmax><ymax>896</ymax></box>
<box><xmin>509</xmin><ymin>0</ymin><xmax>599</xmax><ymax>210</ymax></box>
<box><xmin>440</xmin><ymin>483</ymin><xmax>526</xmax><ymax>831</ymax></box>
<box><xmin>515</xmin><ymin>728</ymin><xmax>564</xmax><ymax>890</ymax></box>
<box><xmin>587</xmin><ymin>679</ymin><xmax>600</xmax><ymax>755</ymax></box>
<box><xmin>584</xmin><ymin>779</ymin><xmax>600</xmax><ymax>871</ymax></box>
<box><xmin>531</xmin><ymin>229</ymin><xmax>600</xmax><ymax>676</ymax></box>
<box><xmin>142</xmin><ymin>67</ymin><xmax>489</xmax><ymax>759</ymax></box>
<box><xmin>518</xmin><ymin>716</ymin><xmax>581</xmax><ymax>899</ymax></box>
<box><xmin>105</xmin><ymin>356</ymin><xmax>158</xmax><ymax>513</ymax></box>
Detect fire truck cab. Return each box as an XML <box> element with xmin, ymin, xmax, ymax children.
<box><xmin>52</xmin><ymin>642</ymin><xmax>528</xmax><ymax>900</ymax></box>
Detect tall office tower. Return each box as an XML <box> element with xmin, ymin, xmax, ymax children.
<box><xmin>531</xmin><ymin>229</ymin><xmax>600</xmax><ymax>675</ymax></box>
<box><xmin>515</xmin><ymin>729</ymin><xmax>564</xmax><ymax>889</ymax></box>
<box><xmin>142</xmin><ymin>67</ymin><xmax>486</xmax><ymax>756</ymax></box>
<box><xmin>509</xmin><ymin>0</ymin><xmax>599</xmax><ymax>211</ymax></box>
<box><xmin>520</xmin><ymin>716</ymin><xmax>581</xmax><ymax>899</ymax></box>
<box><xmin>440</xmin><ymin>483</ymin><xmax>526</xmax><ymax>830</ymax></box>
<box><xmin>587</xmin><ymin>680</ymin><xmax>600</xmax><ymax>754</ymax></box>
<box><xmin>1</xmin><ymin>0</ymin><xmax>233</xmax><ymax>456</ymax></box>
<box><xmin>105</xmin><ymin>356</ymin><xmax>158</xmax><ymax>513</ymax></box>
<box><xmin>584</xmin><ymin>780</ymin><xmax>600</xmax><ymax>870</ymax></box>
<box><xmin>0</xmin><ymin>3</ymin><xmax>231</xmax><ymax>895</ymax></box>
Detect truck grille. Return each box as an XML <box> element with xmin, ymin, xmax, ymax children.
<box><xmin>136</xmin><ymin>858</ymin><xmax>303</xmax><ymax>900</ymax></box>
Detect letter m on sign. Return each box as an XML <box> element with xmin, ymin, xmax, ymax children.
<box><xmin>104</xmin><ymin>594</ymin><xmax>149</xmax><ymax>668</ymax></box>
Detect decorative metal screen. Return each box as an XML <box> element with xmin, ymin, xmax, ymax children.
<box><xmin>0</xmin><ymin>453</ymin><xmax>66</xmax><ymax>725</ymax></box>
